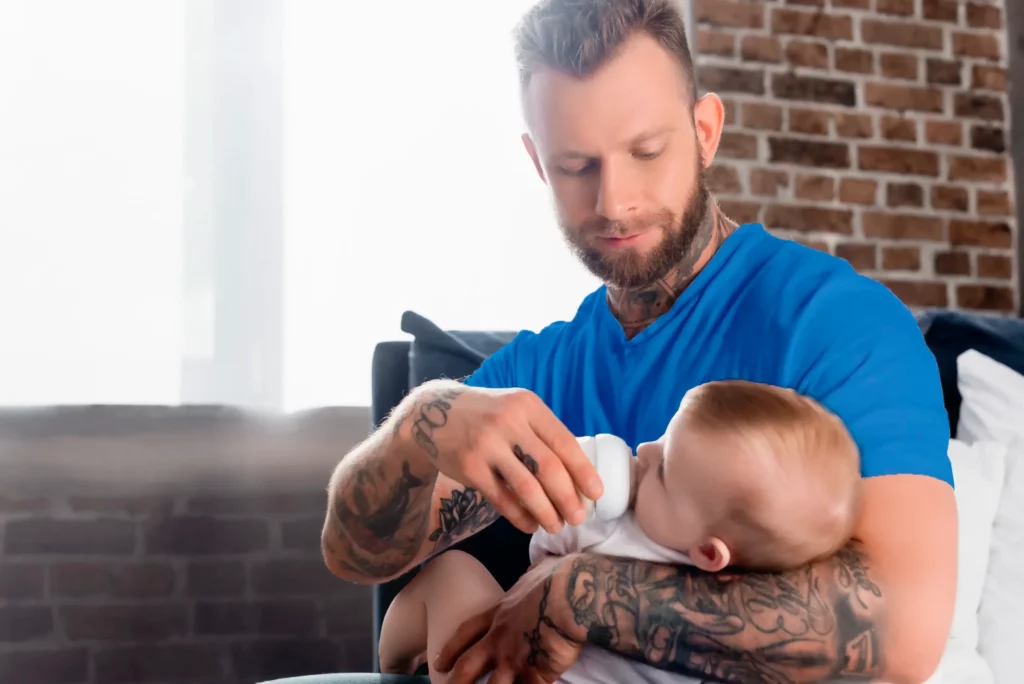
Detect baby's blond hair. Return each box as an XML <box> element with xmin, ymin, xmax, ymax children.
<box><xmin>679</xmin><ymin>380</ymin><xmax>860</xmax><ymax>570</ymax></box>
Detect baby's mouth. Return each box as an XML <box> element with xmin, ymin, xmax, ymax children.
<box><xmin>628</xmin><ymin>457</ymin><xmax>640</xmax><ymax>509</ymax></box>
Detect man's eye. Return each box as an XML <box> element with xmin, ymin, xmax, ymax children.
<box><xmin>634</xmin><ymin>149</ymin><xmax>662</xmax><ymax>160</ymax></box>
<box><xmin>558</xmin><ymin>162</ymin><xmax>595</xmax><ymax>177</ymax></box>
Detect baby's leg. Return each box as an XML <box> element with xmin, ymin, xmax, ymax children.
<box><xmin>379</xmin><ymin>550</ymin><xmax>504</xmax><ymax>683</ymax></box>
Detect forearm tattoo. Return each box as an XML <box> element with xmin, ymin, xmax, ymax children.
<box><xmin>429</xmin><ymin>486</ymin><xmax>501</xmax><ymax>554</ymax></box>
<box><xmin>561</xmin><ymin>542</ymin><xmax>884</xmax><ymax>683</ymax></box>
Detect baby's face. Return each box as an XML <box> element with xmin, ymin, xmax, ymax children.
<box><xmin>632</xmin><ymin>409</ymin><xmax>725</xmax><ymax>555</ymax></box>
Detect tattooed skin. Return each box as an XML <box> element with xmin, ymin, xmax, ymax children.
<box><xmin>514</xmin><ymin>444</ymin><xmax>540</xmax><ymax>475</ymax></box>
<box><xmin>429</xmin><ymin>486</ymin><xmax>501</xmax><ymax>554</ymax></box>
<box><xmin>606</xmin><ymin>204</ymin><xmax>736</xmax><ymax>340</ymax></box>
<box><xmin>556</xmin><ymin>542</ymin><xmax>885</xmax><ymax>683</ymax></box>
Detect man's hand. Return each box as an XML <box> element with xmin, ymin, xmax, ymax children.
<box><xmin>394</xmin><ymin>382</ymin><xmax>603</xmax><ymax>534</ymax></box>
<box><xmin>435</xmin><ymin>555</ymin><xmax>584</xmax><ymax>684</ymax></box>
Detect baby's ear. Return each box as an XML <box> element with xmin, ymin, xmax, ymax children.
<box><xmin>689</xmin><ymin>537</ymin><xmax>730</xmax><ymax>572</ymax></box>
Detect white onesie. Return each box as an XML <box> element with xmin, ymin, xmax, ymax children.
<box><xmin>525</xmin><ymin>513</ymin><xmax>706</xmax><ymax>684</ymax></box>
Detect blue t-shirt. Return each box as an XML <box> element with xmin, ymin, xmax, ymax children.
<box><xmin>465</xmin><ymin>223</ymin><xmax>953</xmax><ymax>486</ymax></box>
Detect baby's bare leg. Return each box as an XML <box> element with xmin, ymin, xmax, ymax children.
<box><xmin>379</xmin><ymin>550</ymin><xmax>503</xmax><ymax>683</ymax></box>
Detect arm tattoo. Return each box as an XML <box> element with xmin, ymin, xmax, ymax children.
<box><xmin>428</xmin><ymin>485</ymin><xmax>500</xmax><ymax>554</ymax></box>
<box><xmin>405</xmin><ymin>387</ymin><xmax>463</xmax><ymax>461</ymax></box>
<box><xmin>562</xmin><ymin>542</ymin><xmax>884</xmax><ymax>683</ymax></box>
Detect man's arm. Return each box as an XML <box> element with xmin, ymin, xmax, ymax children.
<box><xmin>548</xmin><ymin>474</ymin><xmax>956</xmax><ymax>684</ymax></box>
<box><xmin>322</xmin><ymin>381</ymin><xmax>501</xmax><ymax>584</ymax></box>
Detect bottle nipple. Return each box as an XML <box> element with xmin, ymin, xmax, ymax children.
<box><xmin>576</xmin><ymin>434</ymin><xmax>635</xmax><ymax>523</ymax></box>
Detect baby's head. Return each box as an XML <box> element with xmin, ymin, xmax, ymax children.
<box><xmin>632</xmin><ymin>380</ymin><xmax>860</xmax><ymax>572</ymax></box>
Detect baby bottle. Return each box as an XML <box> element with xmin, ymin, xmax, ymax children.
<box><xmin>576</xmin><ymin>434</ymin><xmax>635</xmax><ymax>522</ymax></box>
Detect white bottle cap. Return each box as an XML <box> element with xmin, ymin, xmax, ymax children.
<box><xmin>576</xmin><ymin>434</ymin><xmax>634</xmax><ymax>522</ymax></box>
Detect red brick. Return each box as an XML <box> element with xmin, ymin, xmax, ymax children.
<box><xmin>922</xmin><ymin>0</ymin><xmax>959</xmax><ymax>22</ymax></box>
<box><xmin>772</xmin><ymin>9</ymin><xmax>853</xmax><ymax>40</ymax></box>
<box><xmin>699</xmin><ymin>66</ymin><xmax>766</xmax><ymax>94</ymax></box>
<box><xmin>880</xmin><ymin>53</ymin><xmax>918</xmax><ymax>80</ymax></box>
<box><xmin>887</xmin><ymin>182</ymin><xmax>924</xmax><ymax>208</ymax></box>
<box><xmin>796</xmin><ymin>238</ymin><xmax>830</xmax><ymax>253</ymax></box>
<box><xmin>4</xmin><ymin>519</ymin><xmax>135</xmax><ymax>555</ymax></box>
<box><xmin>281</xmin><ymin>517</ymin><xmax>326</xmax><ymax>552</ymax></box>
<box><xmin>749</xmin><ymin>169</ymin><xmax>790</xmax><ymax>197</ymax></box>
<box><xmin>948</xmin><ymin>156</ymin><xmax>1007</xmax><ymax>182</ymax></box>
<box><xmin>723</xmin><ymin>98</ymin><xmax>739</xmax><ymax>126</ymax></box>
<box><xmin>0</xmin><ymin>606</ymin><xmax>53</xmax><ymax>641</ymax></box>
<box><xmin>743</xmin><ymin>102</ymin><xmax>784</xmax><ymax>130</ymax></box>
<box><xmin>955</xmin><ymin>93</ymin><xmax>1005</xmax><ymax>122</ymax></box>
<box><xmin>252</xmin><ymin>559</ymin><xmax>354</xmax><ymax>596</ymax></box>
<box><xmin>698</xmin><ymin>30</ymin><xmax>735</xmax><ymax>57</ymax></box>
<box><xmin>772</xmin><ymin>74</ymin><xmax>856</xmax><ymax>106</ymax></box>
<box><xmin>789</xmin><ymin>108</ymin><xmax>830</xmax><ymax>135</ymax></box>
<box><xmin>770</xmin><ymin>137</ymin><xmax>850</xmax><ymax>168</ymax></box>
<box><xmin>882</xmin><ymin>247</ymin><xmax>922</xmax><ymax>271</ymax></box>
<box><xmin>695</xmin><ymin>0</ymin><xmax>766</xmax><ymax>28</ymax></box>
<box><xmin>864</xmin><ymin>83</ymin><xmax>943</xmax><ymax>113</ymax></box>
<box><xmin>931</xmin><ymin>185</ymin><xmax>970</xmax><ymax>212</ymax></box>
<box><xmin>977</xmin><ymin>190</ymin><xmax>1012</xmax><ymax>217</ymax></box>
<box><xmin>859</xmin><ymin>146</ymin><xmax>939</xmax><ymax>176</ymax></box>
<box><xmin>742</xmin><ymin>35</ymin><xmax>782</xmax><ymax>63</ymax></box>
<box><xmin>0</xmin><ymin>648</ymin><xmax>88</xmax><ymax>684</ymax></box>
<box><xmin>833</xmin><ymin>0</ymin><xmax>869</xmax><ymax>7</ymax></box>
<box><xmin>794</xmin><ymin>174</ymin><xmax>836</xmax><ymax>201</ymax></box>
<box><xmin>707</xmin><ymin>165</ymin><xmax>743</xmax><ymax>195</ymax></box>
<box><xmin>50</xmin><ymin>563</ymin><xmax>176</xmax><ymax>599</ymax></box>
<box><xmin>144</xmin><ymin>516</ymin><xmax>269</xmax><ymax>555</ymax></box>
<box><xmin>839</xmin><ymin>178</ymin><xmax>878</xmax><ymax>205</ymax></box>
<box><xmin>977</xmin><ymin>255</ymin><xmax>1013</xmax><ymax>280</ymax></box>
<box><xmin>718</xmin><ymin>132</ymin><xmax>759</xmax><ymax>159</ymax></box>
<box><xmin>764</xmin><ymin>205</ymin><xmax>853</xmax><ymax>234</ymax></box>
<box><xmin>0</xmin><ymin>496</ymin><xmax>49</xmax><ymax>513</ymax></box>
<box><xmin>973</xmin><ymin>65</ymin><xmax>1007</xmax><ymax>92</ymax></box>
<box><xmin>67</xmin><ymin>496</ymin><xmax>174</xmax><ymax>518</ymax></box>
<box><xmin>950</xmin><ymin>220</ymin><xmax>1012</xmax><ymax>248</ymax></box>
<box><xmin>880</xmin><ymin>116</ymin><xmax>917</xmax><ymax>142</ymax></box>
<box><xmin>882</xmin><ymin>280</ymin><xmax>949</xmax><ymax>308</ymax></box>
<box><xmin>862</xmin><ymin>20</ymin><xmax>944</xmax><ymax>50</ymax></box>
<box><xmin>834</xmin><ymin>113</ymin><xmax>873</xmax><ymax>139</ymax></box>
<box><xmin>972</xmin><ymin>125</ymin><xmax>1006</xmax><ymax>154</ymax></box>
<box><xmin>187</xmin><ymin>493</ymin><xmax>326</xmax><ymax>516</ymax></box>
<box><xmin>231</xmin><ymin>641</ymin><xmax>345</xmax><ymax>681</ymax></box>
<box><xmin>953</xmin><ymin>32</ymin><xmax>1001</xmax><ymax>61</ymax></box>
<box><xmin>0</xmin><ymin>564</ymin><xmax>45</xmax><ymax>599</ymax></box>
<box><xmin>835</xmin><ymin>243</ymin><xmax>877</xmax><ymax>270</ymax></box>
<box><xmin>787</xmin><ymin>40</ymin><xmax>829</xmax><ymax>69</ymax></box>
<box><xmin>877</xmin><ymin>0</ymin><xmax>915</xmax><ymax>15</ymax></box>
<box><xmin>926</xmin><ymin>59</ymin><xmax>962</xmax><ymax>86</ymax></box>
<box><xmin>935</xmin><ymin>251</ymin><xmax>971</xmax><ymax>275</ymax></box>
<box><xmin>187</xmin><ymin>561</ymin><xmax>246</xmax><ymax>598</ymax></box>
<box><xmin>958</xmin><ymin>285</ymin><xmax>1014</xmax><ymax>312</ymax></box>
<box><xmin>966</xmin><ymin>3</ymin><xmax>1003</xmax><ymax>30</ymax></box>
<box><xmin>61</xmin><ymin>605</ymin><xmax>187</xmax><ymax>641</ymax></box>
<box><xmin>925</xmin><ymin>120</ymin><xmax>963</xmax><ymax>146</ymax></box>
<box><xmin>719</xmin><ymin>200</ymin><xmax>763</xmax><ymax>224</ymax></box>
<box><xmin>863</xmin><ymin>212</ymin><xmax>945</xmax><ymax>241</ymax></box>
<box><xmin>94</xmin><ymin>645</ymin><xmax>223</xmax><ymax>683</ymax></box>
<box><xmin>834</xmin><ymin>48</ymin><xmax>874</xmax><ymax>74</ymax></box>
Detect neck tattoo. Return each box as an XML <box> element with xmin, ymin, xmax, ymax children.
<box><xmin>606</xmin><ymin>204</ymin><xmax>737</xmax><ymax>340</ymax></box>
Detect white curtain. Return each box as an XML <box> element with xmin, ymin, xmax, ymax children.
<box><xmin>0</xmin><ymin>0</ymin><xmax>605</xmax><ymax>409</ymax></box>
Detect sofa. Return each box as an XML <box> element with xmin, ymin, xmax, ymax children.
<box><xmin>261</xmin><ymin>308</ymin><xmax>1024</xmax><ymax>684</ymax></box>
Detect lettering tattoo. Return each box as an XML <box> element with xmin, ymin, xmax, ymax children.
<box><xmin>407</xmin><ymin>387</ymin><xmax>463</xmax><ymax>461</ymax></box>
<box><xmin>428</xmin><ymin>485</ymin><xmax>501</xmax><ymax>554</ymax></box>
<box><xmin>562</xmin><ymin>542</ymin><xmax>884</xmax><ymax>683</ymax></box>
<box><xmin>514</xmin><ymin>444</ymin><xmax>540</xmax><ymax>475</ymax></box>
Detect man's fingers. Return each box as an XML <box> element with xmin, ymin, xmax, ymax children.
<box><xmin>485</xmin><ymin>667</ymin><xmax>516</xmax><ymax>684</ymax></box>
<box><xmin>513</xmin><ymin>437</ymin><xmax>586</xmax><ymax>527</ymax></box>
<box><xmin>496</xmin><ymin>452</ymin><xmax>562</xmax><ymax>534</ymax></box>
<box><xmin>484</xmin><ymin>470</ymin><xmax>540</xmax><ymax>535</ymax></box>
<box><xmin>435</xmin><ymin>607</ymin><xmax>494</xmax><ymax>673</ymax></box>
<box><xmin>446</xmin><ymin>644</ymin><xmax>494</xmax><ymax>684</ymax></box>
<box><xmin>528</xmin><ymin>406</ymin><xmax>604</xmax><ymax>501</ymax></box>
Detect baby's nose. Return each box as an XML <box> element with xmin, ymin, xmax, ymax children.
<box><xmin>635</xmin><ymin>441</ymin><xmax>655</xmax><ymax>469</ymax></box>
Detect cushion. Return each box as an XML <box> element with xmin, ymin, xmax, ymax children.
<box><xmin>956</xmin><ymin>350</ymin><xmax>1024</xmax><ymax>684</ymax></box>
<box><xmin>924</xmin><ymin>439</ymin><xmax>1005</xmax><ymax>684</ymax></box>
<box><xmin>401</xmin><ymin>311</ymin><xmax>516</xmax><ymax>388</ymax></box>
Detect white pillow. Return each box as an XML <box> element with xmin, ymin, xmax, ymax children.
<box><xmin>922</xmin><ymin>439</ymin><xmax>1005</xmax><ymax>684</ymax></box>
<box><xmin>956</xmin><ymin>349</ymin><xmax>1024</xmax><ymax>684</ymax></box>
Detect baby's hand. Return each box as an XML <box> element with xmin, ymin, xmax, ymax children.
<box><xmin>379</xmin><ymin>650</ymin><xmax>427</xmax><ymax>676</ymax></box>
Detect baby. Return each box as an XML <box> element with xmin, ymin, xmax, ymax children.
<box><xmin>378</xmin><ymin>380</ymin><xmax>861</xmax><ymax>683</ymax></box>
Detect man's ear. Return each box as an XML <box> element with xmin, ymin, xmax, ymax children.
<box><xmin>689</xmin><ymin>537</ymin><xmax>731</xmax><ymax>572</ymax></box>
<box><xmin>692</xmin><ymin>93</ymin><xmax>725</xmax><ymax>169</ymax></box>
<box><xmin>522</xmin><ymin>133</ymin><xmax>547</xmax><ymax>184</ymax></box>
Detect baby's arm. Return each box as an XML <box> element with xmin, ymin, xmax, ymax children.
<box><xmin>378</xmin><ymin>550</ymin><xmax>503</xmax><ymax>683</ymax></box>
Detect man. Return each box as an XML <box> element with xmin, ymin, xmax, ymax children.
<box><xmin>322</xmin><ymin>0</ymin><xmax>957</xmax><ymax>682</ymax></box>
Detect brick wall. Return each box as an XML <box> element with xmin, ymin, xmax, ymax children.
<box><xmin>697</xmin><ymin>0</ymin><xmax>1018</xmax><ymax>313</ymax></box>
<box><xmin>0</xmin><ymin>408</ymin><xmax>372</xmax><ymax>684</ymax></box>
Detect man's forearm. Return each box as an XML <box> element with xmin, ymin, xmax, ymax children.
<box><xmin>551</xmin><ymin>542</ymin><xmax>886</xmax><ymax>683</ymax></box>
<box><xmin>322</xmin><ymin>382</ymin><xmax>461</xmax><ymax>582</ymax></box>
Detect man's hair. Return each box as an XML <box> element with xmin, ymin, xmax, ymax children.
<box><xmin>681</xmin><ymin>380</ymin><xmax>861</xmax><ymax>570</ymax></box>
<box><xmin>513</xmin><ymin>0</ymin><xmax>698</xmax><ymax>104</ymax></box>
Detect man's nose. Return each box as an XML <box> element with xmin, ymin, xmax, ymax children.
<box><xmin>595</xmin><ymin>161</ymin><xmax>639</xmax><ymax>221</ymax></box>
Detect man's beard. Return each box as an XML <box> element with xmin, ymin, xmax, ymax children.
<box><xmin>560</xmin><ymin>162</ymin><xmax>711</xmax><ymax>290</ymax></box>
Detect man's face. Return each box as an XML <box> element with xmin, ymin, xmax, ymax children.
<box><xmin>521</xmin><ymin>33</ymin><xmax>724</xmax><ymax>289</ymax></box>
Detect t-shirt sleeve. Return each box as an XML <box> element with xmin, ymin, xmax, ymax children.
<box><xmin>783</xmin><ymin>276</ymin><xmax>953</xmax><ymax>487</ymax></box>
